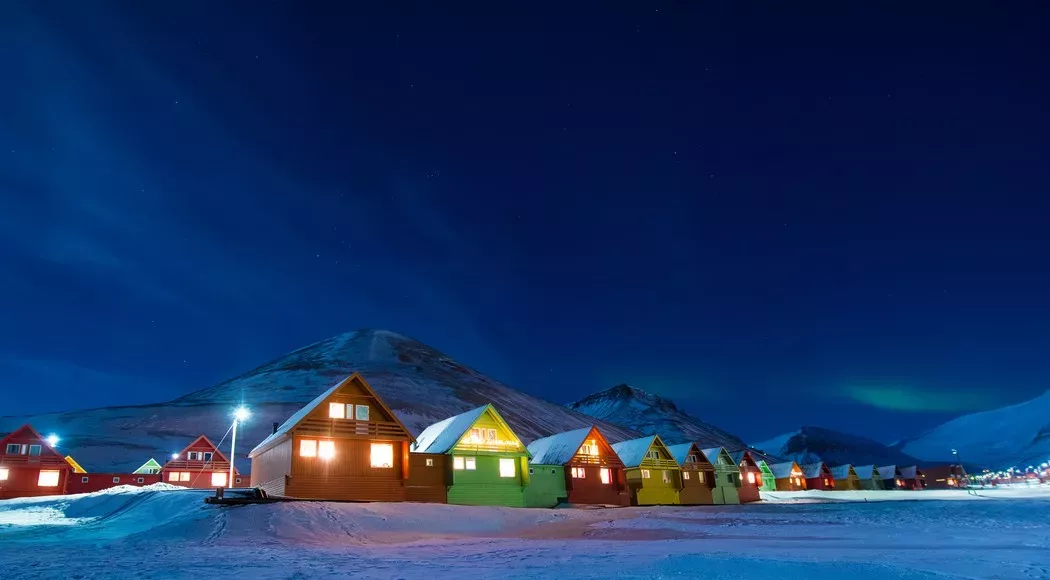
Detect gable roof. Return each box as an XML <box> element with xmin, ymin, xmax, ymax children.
<box><xmin>830</xmin><ymin>464</ymin><xmax>855</xmax><ymax>479</ymax></box>
<box><xmin>899</xmin><ymin>465</ymin><xmax>918</xmax><ymax>478</ymax></box>
<box><xmin>527</xmin><ymin>426</ymin><xmax>595</xmax><ymax>465</ymax></box>
<box><xmin>0</xmin><ymin>424</ymin><xmax>62</xmax><ymax>458</ymax></box>
<box><xmin>250</xmin><ymin>373</ymin><xmax>414</xmax><ymax>456</ymax></box>
<box><xmin>769</xmin><ymin>461</ymin><xmax>801</xmax><ymax>479</ymax></box>
<box><xmin>701</xmin><ymin>446</ymin><xmax>732</xmax><ymax>465</ymax></box>
<box><xmin>877</xmin><ymin>465</ymin><xmax>899</xmax><ymax>479</ymax></box>
<box><xmin>667</xmin><ymin>442</ymin><xmax>712</xmax><ymax>467</ymax></box>
<box><xmin>612</xmin><ymin>435</ymin><xmax>668</xmax><ymax>468</ymax></box>
<box><xmin>65</xmin><ymin>456</ymin><xmax>87</xmax><ymax>473</ymax></box>
<box><xmin>853</xmin><ymin>464</ymin><xmax>878</xmax><ymax>479</ymax></box>
<box><xmin>165</xmin><ymin>435</ymin><xmax>234</xmax><ymax>471</ymax></box>
<box><xmin>133</xmin><ymin>458</ymin><xmax>163</xmax><ymax>474</ymax></box>
<box><xmin>412</xmin><ymin>404</ymin><xmax>527</xmax><ymax>456</ymax></box>
<box><xmin>756</xmin><ymin>460</ymin><xmax>773</xmax><ymax>474</ymax></box>
<box><xmin>730</xmin><ymin>450</ymin><xmax>757</xmax><ymax>467</ymax></box>
<box><xmin>802</xmin><ymin>462</ymin><xmax>828</xmax><ymax>478</ymax></box>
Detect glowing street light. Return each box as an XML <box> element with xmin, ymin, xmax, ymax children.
<box><xmin>46</xmin><ymin>434</ymin><xmax>59</xmax><ymax>448</ymax></box>
<box><xmin>171</xmin><ymin>453</ymin><xmax>179</xmax><ymax>460</ymax></box>
<box><xmin>229</xmin><ymin>406</ymin><xmax>250</xmax><ymax>487</ymax></box>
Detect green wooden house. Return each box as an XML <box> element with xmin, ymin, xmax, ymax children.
<box><xmin>133</xmin><ymin>458</ymin><xmax>162</xmax><ymax>475</ymax></box>
<box><xmin>757</xmin><ymin>460</ymin><xmax>777</xmax><ymax>491</ymax></box>
<box><xmin>701</xmin><ymin>447</ymin><xmax>741</xmax><ymax>505</ymax></box>
<box><xmin>611</xmin><ymin>435</ymin><xmax>681</xmax><ymax>505</ymax></box>
<box><xmin>411</xmin><ymin>404</ymin><xmax>530</xmax><ymax>507</ymax></box>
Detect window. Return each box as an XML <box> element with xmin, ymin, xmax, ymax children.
<box><xmin>29</xmin><ymin>445</ymin><xmax>41</xmax><ymax>456</ymax></box>
<box><xmin>355</xmin><ymin>405</ymin><xmax>369</xmax><ymax>421</ymax></box>
<box><xmin>137</xmin><ymin>477</ymin><xmax>144</xmax><ymax>484</ymax></box>
<box><xmin>571</xmin><ymin>467</ymin><xmax>585</xmax><ymax>479</ymax></box>
<box><xmin>318</xmin><ymin>440</ymin><xmax>336</xmax><ymax>460</ymax></box>
<box><xmin>485</xmin><ymin>429</ymin><xmax>497</xmax><ymax>441</ymax></box>
<box><xmin>188</xmin><ymin>451</ymin><xmax>201</xmax><ymax>461</ymax></box>
<box><xmin>469</xmin><ymin>428</ymin><xmax>481</xmax><ymax>441</ymax></box>
<box><xmin>646</xmin><ymin>450</ymin><xmax>660</xmax><ymax>460</ymax></box>
<box><xmin>687</xmin><ymin>454</ymin><xmax>698</xmax><ymax>463</ymax></box>
<box><xmin>747</xmin><ymin>472</ymin><xmax>756</xmax><ymax>485</ymax></box>
<box><xmin>453</xmin><ymin>456</ymin><xmax>465</xmax><ymax>470</ymax></box>
<box><xmin>465</xmin><ymin>457</ymin><xmax>477</xmax><ymax>471</ymax></box>
<box><xmin>211</xmin><ymin>472</ymin><xmax>228</xmax><ymax>487</ymax></box>
<box><xmin>300</xmin><ymin>439</ymin><xmax>318</xmax><ymax>458</ymax></box>
<box><xmin>37</xmin><ymin>470</ymin><xmax>60</xmax><ymax>487</ymax></box>
<box><xmin>683</xmin><ymin>471</ymin><xmax>691</xmax><ymax>481</ymax></box>
<box><xmin>81</xmin><ymin>476</ymin><xmax>89</xmax><ymax>483</ymax></box>
<box><xmin>168</xmin><ymin>471</ymin><xmax>180</xmax><ymax>482</ymax></box>
<box><xmin>529</xmin><ymin>468</ymin><xmax>535</xmax><ymax>474</ymax></box>
<box><xmin>580</xmin><ymin>439</ymin><xmax>598</xmax><ymax>456</ymax></box>
<box><xmin>698</xmin><ymin>472</ymin><xmax>706</xmax><ymax>484</ymax></box>
<box><xmin>370</xmin><ymin>443</ymin><xmax>394</xmax><ymax>468</ymax></box>
<box><xmin>180</xmin><ymin>472</ymin><xmax>191</xmax><ymax>482</ymax></box>
<box><xmin>5</xmin><ymin>444</ymin><xmax>20</xmax><ymax>454</ymax></box>
<box><xmin>328</xmin><ymin>402</ymin><xmax>346</xmax><ymax>419</ymax></box>
<box><xmin>203</xmin><ymin>452</ymin><xmax>213</xmax><ymax>462</ymax></box>
<box><xmin>499</xmin><ymin>458</ymin><xmax>515</xmax><ymax>478</ymax></box>
<box><xmin>425</xmin><ymin>458</ymin><xmax>434</xmax><ymax>467</ymax></box>
<box><xmin>112</xmin><ymin>477</ymin><xmax>120</xmax><ymax>483</ymax></box>
<box><xmin>551</xmin><ymin>468</ymin><xmax>556</xmax><ymax>475</ymax></box>
<box><xmin>600</xmin><ymin>468</ymin><xmax>611</xmax><ymax>484</ymax></box>
<box><xmin>0</xmin><ymin>468</ymin><xmax>9</xmax><ymax>480</ymax></box>
<box><xmin>641</xmin><ymin>469</ymin><xmax>651</xmax><ymax>479</ymax></box>
<box><xmin>662</xmin><ymin>470</ymin><xmax>671</xmax><ymax>484</ymax></box>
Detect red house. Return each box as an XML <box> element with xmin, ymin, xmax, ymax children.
<box><xmin>162</xmin><ymin>435</ymin><xmax>245</xmax><ymax>489</ymax></box>
<box><xmin>730</xmin><ymin>450</ymin><xmax>762</xmax><ymax>503</ymax></box>
<box><xmin>0</xmin><ymin>425</ymin><xmax>71</xmax><ymax>499</ymax></box>
<box><xmin>67</xmin><ymin>473</ymin><xmax>163</xmax><ymax>494</ymax></box>
<box><xmin>802</xmin><ymin>462</ymin><xmax>835</xmax><ymax>490</ymax></box>
<box><xmin>898</xmin><ymin>466</ymin><xmax>926</xmax><ymax>490</ymax></box>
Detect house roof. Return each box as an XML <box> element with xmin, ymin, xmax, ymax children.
<box><xmin>667</xmin><ymin>443</ymin><xmax>709</xmax><ymax>467</ymax></box>
<box><xmin>701</xmin><ymin>447</ymin><xmax>730</xmax><ymax>465</ymax></box>
<box><xmin>830</xmin><ymin>464</ymin><xmax>854</xmax><ymax>479</ymax></box>
<box><xmin>412</xmin><ymin>404</ymin><xmax>526</xmax><ymax>456</ymax></box>
<box><xmin>801</xmin><ymin>462</ymin><xmax>827</xmax><ymax>478</ymax></box>
<box><xmin>612</xmin><ymin>436</ymin><xmax>660</xmax><ymax>468</ymax></box>
<box><xmin>526</xmin><ymin>427</ymin><xmax>593</xmax><ymax>465</ymax></box>
<box><xmin>730</xmin><ymin>450</ymin><xmax>756</xmax><ymax>467</ymax></box>
<box><xmin>250</xmin><ymin>373</ymin><xmax>413</xmax><ymax>456</ymax></box>
<box><xmin>853</xmin><ymin>464</ymin><xmax>878</xmax><ymax>479</ymax></box>
<box><xmin>899</xmin><ymin>465</ymin><xmax>918</xmax><ymax>478</ymax></box>
<box><xmin>769</xmin><ymin>462</ymin><xmax>800</xmax><ymax>479</ymax></box>
<box><xmin>166</xmin><ymin>435</ymin><xmax>235</xmax><ymax>472</ymax></box>
<box><xmin>877</xmin><ymin>465</ymin><xmax>899</xmax><ymax>479</ymax></box>
<box><xmin>133</xmin><ymin>458</ymin><xmax>163</xmax><ymax>474</ymax></box>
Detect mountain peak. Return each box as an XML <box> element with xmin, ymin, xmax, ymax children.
<box><xmin>576</xmin><ymin>384</ymin><xmax>681</xmax><ymax>413</ymax></box>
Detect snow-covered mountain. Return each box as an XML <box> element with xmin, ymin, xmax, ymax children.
<box><xmin>0</xmin><ymin>329</ymin><xmax>638</xmax><ymax>473</ymax></box>
<box><xmin>899</xmin><ymin>390</ymin><xmax>1050</xmax><ymax>470</ymax></box>
<box><xmin>751</xmin><ymin>426</ymin><xmax>922</xmax><ymax>467</ymax></box>
<box><xmin>567</xmin><ymin>384</ymin><xmax>748</xmax><ymax>450</ymax></box>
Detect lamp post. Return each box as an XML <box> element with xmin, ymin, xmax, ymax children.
<box><xmin>230</xmin><ymin>407</ymin><xmax>250</xmax><ymax>487</ymax></box>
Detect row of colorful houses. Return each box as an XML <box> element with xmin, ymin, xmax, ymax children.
<box><xmin>0</xmin><ymin>373</ymin><xmax>955</xmax><ymax>504</ymax></box>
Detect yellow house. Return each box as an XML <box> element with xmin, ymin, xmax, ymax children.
<box><xmin>611</xmin><ymin>435</ymin><xmax>680</xmax><ymax>505</ymax></box>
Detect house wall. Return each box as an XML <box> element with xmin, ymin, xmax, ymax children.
<box><xmin>286</xmin><ymin>436</ymin><xmax>408</xmax><ymax>501</ymax></box>
<box><xmin>738</xmin><ymin>465</ymin><xmax>762</xmax><ymax>503</ymax></box>
<box><xmin>678</xmin><ymin>467</ymin><xmax>715</xmax><ymax>505</ymax></box>
<box><xmin>775</xmin><ymin>476</ymin><xmax>806</xmax><ymax>491</ymax></box>
<box><xmin>760</xmin><ymin>473</ymin><xmax>777</xmax><ymax>491</ymax></box>
<box><xmin>834</xmin><ymin>474</ymin><xmax>861</xmax><ymax>491</ymax></box>
<box><xmin>0</xmin><ymin>465</ymin><xmax>69</xmax><ymax>499</ymax></box>
<box><xmin>858</xmin><ymin>476</ymin><xmax>884</xmax><ymax>490</ymax></box>
<box><xmin>806</xmin><ymin>475</ymin><xmax>834</xmax><ymax>490</ymax></box>
<box><xmin>251</xmin><ymin>437</ymin><xmax>292</xmax><ymax>497</ymax></box>
<box><xmin>626</xmin><ymin>466</ymin><xmax>680</xmax><ymax>505</ymax></box>
<box><xmin>447</xmin><ymin>454</ymin><xmax>527</xmax><ymax>507</ymax></box>
<box><xmin>565</xmin><ymin>463</ymin><xmax>630</xmax><ymax>506</ymax></box>
<box><xmin>711</xmin><ymin>464</ymin><xmax>741</xmax><ymax>505</ymax></box>
<box><xmin>406</xmin><ymin>453</ymin><xmax>447</xmax><ymax>503</ymax></box>
<box><xmin>67</xmin><ymin>473</ymin><xmax>161</xmax><ymax>494</ymax></box>
<box><xmin>524</xmin><ymin>464</ymin><xmax>566</xmax><ymax>508</ymax></box>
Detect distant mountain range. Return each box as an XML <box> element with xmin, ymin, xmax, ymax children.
<box><xmin>751</xmin><ymin>426</ymin><xmax>923</xmax><ymax>467</ymax></box>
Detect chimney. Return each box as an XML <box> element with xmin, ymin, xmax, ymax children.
<box><xmin>272</xmin><ymin>422</ymin><xmax>279</xmax><ymax>435</ymax></box>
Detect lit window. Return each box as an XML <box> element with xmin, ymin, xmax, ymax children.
<box><xmin>662</xmin><ymin>470</ymin><xmax>671</xmax><ymax>483</ymax></box>
<box><xmin>113</xmin><ymin>477</ymin><xmax>120</xmax><ymax>483</ymax></box>
<box><xmin>0</xmin><ymin>468</ymin><xmax>8</xmax><ymax>480</ymax></box>
<box><xmin>499</xmin><ymin>458</ymin><xmax>515</xmax><ymax>478</ymax></box>
<box><xmin>370</xmin><ymin>443</ymin><xmax>394</xmax><ymax>468</ymax></box>
<box><xmin>318</xmin><ymin>440</ymin><xmax>336</xmax><ymax>461</ymax></box>
<box><xmin>168</xmin><ymin>471</ymin><xmax>180</xmax><ymax>481</ymax></box>
<box><xmin>600</xmin><ymin>468</ymin><xmax>611</xmax><ymax>484</ymax></box>
<box><xmin>683</xmin><ymin>471</ymin><xmax>691</xmax><ymax>481</ymax></box>
<box><xmin>355</xmin><ymin>405</ymin><xmax>369</xmax><ymax>421</ymax></box>
<box><xmin>698</xmin><ymin>472</ymin><xmax>705</xmax><ymax>483</ymax></box>
<box><xmin>37</xmin><ymin>470</ymin><xmax>60</xmax><ymax>487</ymax></box>
<box><xmin>81</xmin><ymin>476</ymin><xmax>89</xmax><ymax>483</ymax></box>
<box><xmin>747</xmin><ymin>472</ymin><xmax>756</xmax><ymax>484</ymax></box>
<box><xmin>328</xmin><ymin>402</ymin><xmax>345</xmax><ymax>419</ymax></box>
<box><xmin>29</xmin><ymin>445</ymin><xmax>41</xmax><ymax>456</ymax></box>
<box><xmin>425</xmin><ymin>458</ymin><xmax>434</xmax><ymax>467</ymax></box>
<box><xmin>180</xmin><ymin>472</ymin><xmax>191</xmax><ymax>482</ymax></box>
<box><xmin>641</xmin><ymin>469</ymin><xmax>651</xmax><ymax>479</ymax></box>
<box><xmin>580</xmin><ymin>439</ymin><xmax>598</xmax><ymax>456</ymax></box>
<box><xmin>300</xmin><ymin>439</ymin><xmax>318</xmax><ymax>457</ymax></box>
<box><xmin>453</xmin><ymin>456</ymin><xmax>465</xmax><ymax>470</ymax></box>
<box><xmin>211</xmin><ymin>472</ymin><xmax>228</xmax><ymax>487</ymax></box>
<box><xmin>465</xmin><ymin>457</ymin><xmax>477</xmax><ymax>471</ymax></box>
<box><xmin>571</xmin><ymin>467</ymin><xmax>585</xmax><ymax>479</ymax></box>
<box><xmin>5</xmin><ymin>444</ymin><xmax>20</xmax><ymax>454</ymax></box>
<box><xmin>529</xmin><ymin>467</ymin><xmax>535</xmax><ymax>474</ymax></box>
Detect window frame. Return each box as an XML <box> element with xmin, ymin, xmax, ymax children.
<box><xmin>369</xmin><ymin>443</ymin><xmax>394</xmax><ymax>469</ymax></box>
<box><xmin>137</xmin><ymin>477</ymin><xmax>144</xmax><ymax>484</ymax></box>
<box><xmin>81</xmin><ymin>476</ymin><xmax>89</xmax><ymax>483</ymax></box>
<box><xmin>328</xmin><ymin>402</ymin><xmax>346</xmax><ymax>419</ymax></box>
<box><xmin>662</xmin><ymin>470</ymin><xmax>671</xmax><ymax>484</ymax></box>
<box><xmin>683</xmin><ymin>471</ymin><xmax>691</xmax><ymax>480</ymax></box>
<box><xmin>28</xmin><ymin>444</ymin><xmax>41</xmax><ymax>456</ymax></box>
<box><xmin>0</xmin><ymin>468</ymin><xmax>9</xmax><ymax>481</ymax></box>
<box><xmin>37</xmin><ymin>470</ymin><xmax>61</xmax><ymax>487</ymax></box>
<box><xmin>464</xmin><ymin>457</ymin><xmax>477</xmax><ymax>471</ymax></box>
<box><xmin>180</xmin><ymin>472</ymin><xmax>191</xmax><ymax>482</ymax></box>
<box><xmin>599</xmin><ymin>467</ymin><xmax>611</xmax><ymax>484</ymax></box>
<box><xmin>299</xmin><ymin>439</ymin><xmax>318</xmax><ymax>458</ymax></box>
<box><xmin>425</xmin><ymin>458</ymin><xmax>434</xmax><ymax>467</ymax></box>
<box><xmin>318</xmin><ymin>440</ymin><xmax>336</xmax><ymax>460</ymax></box>
<box><xmin>452</xmin><ymin>456</ymin><xmax>465</xmax><ymax>470</ymax></box>
<box><xmin>112</xmin><ymin>477</ymin><xmax>120</xmax><ymax>484</ymax></box>
<box><xmin>211</xmin><ymin>472</ymin><xmax>228</xmax><ymax>487</ymax></box>
<box><xmin>203</xmin><ymin>452</ymin><xmax>213</xmax><ymax>463</ymax></box>
<box><xmin>641</xmin><ymin>469</ymin><xmax>651</xmax><ymax>479</ymax></box>
<box><xmin>5</xmin><ymin>443</ymin><xmax>20</xmax><ymax>454</ymax></box>
<box><xmin>354</xmin><ymin>404</ymin><xmax>370</xmax><ymax>421</ymax></box>
<box><xmin>498</xmin><ymin>457</ymin><xmax>515</xmax><ymax>478</ymax></box>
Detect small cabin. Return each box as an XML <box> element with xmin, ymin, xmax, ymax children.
<box><xmin>898</xmin><ymin>466</ymin><xmax>926</xmax><ymax>490</ymax></box>
<box><xmin>162</xmin><ymin>435</ymin><xmax>240</xmax><ymax>489</ymax></box>
<box><xmin>612</xmin><ymin>436</ymin><xmax>681</xmax><ymax>506</ymax></box>
<box><xmin>133</xmin><ymin>458</ymin><xmax>163</xmax><ymax>475</ymax></box>
<box><xmin>802</xmin><ymin>462</ymin><xmax>835</xmax><ymax>490</ymax></box>
<box><xmin>249</xmin><ymin>373</ymin><xmax>415</xmax><ymax>501</ymax></box>
<box><xmin>922</xmin><ymin>464</ymin><xmax>968</xmax><ymax>489</ymax></box>
<box><xmin>730</xmin><ymin>450</ymin><xmax>762</xmax><ymax>503</ymax></box>
<box><xmin>853</xmin><ymin>464</ymin><xmax>884</xmax><ymax>490</ymax></box>
<box><xmin>770</xmin><ymin>461</ymin><xmax>806</xmax><ymax>491</ymax></box>
<box><xmin>0</xmin><ymin>425</ymin><xmax>71</xmax><ymax>499</ymax></box>
<box><xmin>830</xmin><ymin>464</ymin><xmax>861</xmax><ymax>490</ymax></box>
<box><xmin>702</xmin><ymin>447</ymin><xmax>741</xmax><ymax>504</ymax></box>
<box><xmin>525</xmin><ymin>426</ymin><xmax>629</xmax><ymax>507</ymax></box>
<box><xmin>757</xmin><ymin>460</ymin><xmax>777</xmax><ymax>491</ymax></box>
<box><xmin>667</xmin><ymin>442</ymin><xmax>715</xmax><ymax>505</ymax></box>
<box><xmin>877</xmin><ymin>465</ymin><xmax>904</xmax><ymax>489</ymax></box>
<box><xmin>412</xmin><ymin>404</ymin><xmax>530</xmax><ymax>507</ymax></box>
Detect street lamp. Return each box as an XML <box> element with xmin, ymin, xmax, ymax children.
<box><xmin>230</xmin><ymin>407</ymin><xmax>250</xmax><ymax>487</ymax></box>
<box><xmin>46</xmin><ymin>434</ymin><xmax>59</xmax><ymax>448</ymax></box>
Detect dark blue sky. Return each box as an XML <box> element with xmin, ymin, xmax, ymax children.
<box><xmin>2</xmin><ymin>2</ymin><xmax>1048</xmax><ymax>443</ymax></box>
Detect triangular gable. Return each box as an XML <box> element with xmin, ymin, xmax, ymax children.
<box><xmin>757</xmin><ymin>460</ymin><xmax>774</xmax><ymax>475</ymax></box>
<box><xmin>412</xmin><ymin>404</ymin><xmax>528</xmax><ymax>456</ymax></box>
<box><xmin>802</xmin><ymin>462</ymin><xmax>828</xmax><ymax>478</ymax></box>
<box><xmin>730</xmin><ymin>450</ymin><xmax>758</xmax><ymax>468</ymax></box>
<box><xmin>251</xmin><ymin>373</ymin><xmax>414</xmax><ymax>456</ymax></box>
<box><xmin>527</xmin><ymin>426</ymin><xmax>617</xmax><ymax>466</ymax></box>
<box><xmin>0</xmin><ymin>425</ymin><xmax>64</xmax><ymax>460</ymax></box>
<box><xmin>701</xmin><ymin>447</ymin><xmax>734</xmax><ymax>466</ymax></box>
<box><xmin>667</xmin><ymin>442</ymin><xmax>713</xmax><ymax>469</ymax></box>
<box><xmin>899</xmin><ymin>466</ymin><xmax>918</xmax><ymax>479</ymax></box>
<box><xmin>65</xmin><ymin>456</ymin><xmax>87</xmax><ymax>473</ymax></box>
<box><xmin>612</xmin><ymin>435</ymin><xmax>673</xmax><ymax>468</ymax></box>
<box><xmin>877</xmin><ymin>465</ymin><xmax>899</xmax><ymax>480</ymax></box>
<box><xmin>830</xmin><ymin>464</ymin><xmax>857</xmax><ymax>480</ymax></box>
<box><xmin>166</xmin><ymin>435</ymin><xmax>236</xmax><ymax>474</ymax></box>
<box><xmin>134</xmin><ymin>458</ymin><xmax>163</xmax><ymax>474</ymax></box>
<box><xmin>770</xmin><ymin>461</ymin><xmax>801</xmax><ymax>479</ymax></box>
<box><xmin>853</xmin><ymin>464</ymin><xmax>877</xmax><ymax>479</ymax></box>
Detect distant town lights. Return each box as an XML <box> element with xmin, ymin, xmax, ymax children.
<box><xmin>46</xmin><ymin>434</ymin><xmax>59</xmax><ymax>447</ymax></box>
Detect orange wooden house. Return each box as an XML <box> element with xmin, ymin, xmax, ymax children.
<box><xmin>162</xmin><ymin>435</ymin><xmax>244</xmax><ymax>489</ymax></box>
<box><xmin>0</xmin><ymin>425</ymin><xmax>71</xmax><ymax>499</ymax></box>
<box><xmin>249</xmin><ymin>373</ymin><xmax>417</xmax><ymax>501</ymax></box>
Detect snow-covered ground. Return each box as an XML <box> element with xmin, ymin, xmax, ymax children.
<box><xmin>2</xmin><ymin>485</ymin><xmax>1049</xmax><ymax>579</ymax></box>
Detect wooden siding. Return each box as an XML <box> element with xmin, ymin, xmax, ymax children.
<box><xmin>775</xmin><ymin>476</ymin><xmax>807</xmax><ymax>491</ymax></box>
<box><xmin>565</xmin><ymin>464</ymin><xmax>630</xmax><ymax>506</ymax></box>
<box><xmin>625</xmin><ymin>467</ymin><xmax>680</xmax><ymax>505</ymax></box>
<box><xmin>738</xmin><ymin>464</ymin><xmax>762</xmax><ymax>503</ymax></box>
<box><xmin>451</xmin><ymin>413</ymin><xmax>526</xmax><ymax>456</ymax></box>
<box><xmin>251</xmin><ymin>437</ymin><xmax>292</xmax><ymax>497</ymax></box>
<box><xmin>406</xmin><ymin>453</ymin><xmax>447</xmax><ymax>503</ymax></box>
<box><xmin>67</xmin><ymin>473</ymin><xmax>161</xmax><ymax>494</ymax></box>
<box><xmin>286</xmin><ymin>437</ymin><xmax>408</xmax><ymax>501</ymax></box>
<box><xmin>447</xmin><ymin>454</ymin><xmax>528</xmax><ymax>507</ymax></box>
<box><xmin>835</xmin><ymin>473</ymin><xmax>862</xmax><ymax>491</ymax></box>
<box><xmin>0</xmin><ymin>425</ymin><xmax>72</xmax><ymax>499</ymax></box>
<box><xmin>678</xmin><ymin>468</ymin><xmax>715</xmax><ymax>505</ymax></box>
<box><xmin>711</xmin><ymin>465</ymin><xmax>741</xmax><ymax>505</ymax></box>
<box><xmin>525</xmin><ymin>465</ymin><xmax>566</xmax><ymax>508</ymax></box>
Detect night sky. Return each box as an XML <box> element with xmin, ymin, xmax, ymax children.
<box><xmin>2</xmin><ymin>2</ymin><xmax>1048</xmax><ymax>443</ymax></box>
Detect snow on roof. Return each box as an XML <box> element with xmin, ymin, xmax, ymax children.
<box><xmin>877</xmin><ymin>465</ymin><xmax>898</xmax><ymax>479</ymax></box>
<box><xmin>611</xmin><ymin>436</ymin><xmax>657</xmax><ymax>468</ymax></box>
<box><xmin>412</xmin><ymin>405</ymin><xmax>491</xmax><ymax>454</ymax></box>
<box><xmin>527</xmin><ymin>427</ymin><xmax>593</xmax><ymax>465</ymax></box>
<box><xmin>899</xmin><ymin>466</ymin><xmax>918</xmax><ymax>478</ymax></box>
<box><xmin>830</xmin><ymin>465</ymin><xmax>854</xmax><ymax>479</ymax></box>
<box><xmin>250</xmin><ymin>381</ymin><xmax>344</xmax><ymax>455</ymax></box>
<box><xmin>666</xmin><ymin>443</ymin><xmax>702</xmax><ymax>466</ymax></box>
<box><xmin>802</xmin><ymin>463</ymin><xmax>825</xmax><ymax>478</ymax></box>
<box><xmin>853</xmin><ymin>464</ymin><xmax>877</xmax><ymax>479</ymax></box>
<box><xmin>769</xmin><ymin>462</ymin><xmax>798</xmax><ymax>479</ymax></box>
<box><xmin>701</xmin><ymin>447</ymin><xmax>726</xmax><ymax>464</ymax></box>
